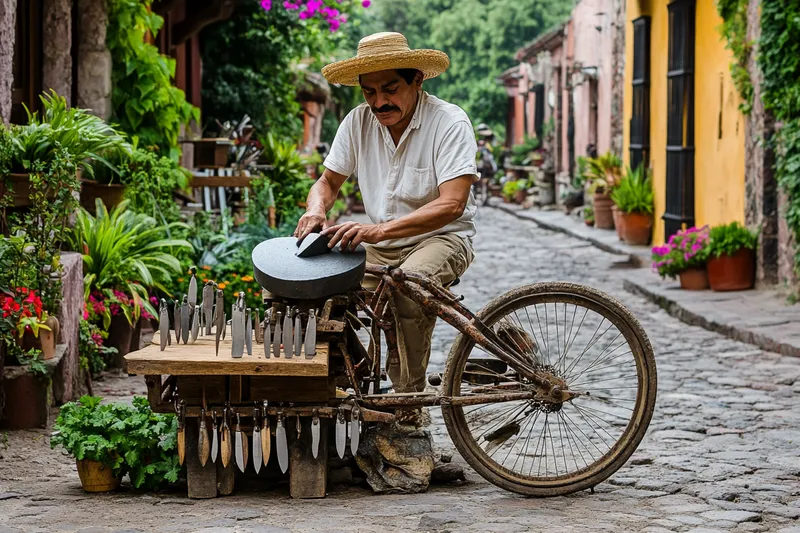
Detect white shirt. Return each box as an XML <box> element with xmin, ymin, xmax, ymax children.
<box><xmin>323</xmin><ymin>91</ymin><xmax>478</xmax><ymax>249</ymax></box>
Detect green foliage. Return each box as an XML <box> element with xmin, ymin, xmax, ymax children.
<box><xmin>106</xmin><ymin>0</ymin><xmax>199</xmax><ymax>159</ymax></box>
<box><xmin>583</xmin><ymin>205</ymin><xmax>594</xmax><ymax>222</ymax></box>
<box><xmin>707</xmin><ymin>221</ymin><xmax>758</xmax><ymax>258</ymax></box>
<box><xmin>610</xmin><ymin>165</ymin><xmax>654</xmax><ymax>215</ymax></box>
<box><xmin>651</xmin><ymin>226</ymin><xmax>711</xmax><ymax>279</ymax></box>
<box><xmin>79</xmin><ymin>319</ymin><xmax>116</xmax><ymax>377</ymax></box>
<box><xmin>51</xmin><ymin>396</ymin><xmax>181</xmax><ymax>490</ymax></box>
<box><xmin>115</xmin><ymin>146</ymin><xmax>190</xmax><ymax>224</ymax></box>
<box><xmin>66</xmin><ymin>200</ymin><xmax>192</xmax><ymax>323</ymax></box>
<box><xmin>760</xmin><ymin>0</ymin><xmax>800</xmax><ymax>270</ymax></box>
<box><xmin>584</xmin><ymin>151</ymin><xmax>623</xmax><ymax>195</ymax></box>
<box><xmin>502</xmin><ymin>180</ymin><xmax>525</xmax><ymax>200</ymax></box>
<box><xmin>259</xmin><ymin>133</ymin><xmax>314</xmax><ymax>226</ymax></box>
<box><xmin>716</xmin><ymin>0</ymin><xmax>753</xmax><ymax>113</ymax></box>
<box><xmin>509</xmin><ymin>135</ymin><xmax>541</xmax><ymax>165</ymax></box>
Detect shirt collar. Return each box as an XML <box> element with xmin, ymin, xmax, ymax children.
<box><xmin>408</xmin><ymin>90</ymin><xmax>426</xmax><ymax>131</ymax></box>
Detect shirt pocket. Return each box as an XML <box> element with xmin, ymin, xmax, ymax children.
<box><xmin>398</xmin><ymin>166</ymin><xmax>438</xmax><ymax>204</ymax></box>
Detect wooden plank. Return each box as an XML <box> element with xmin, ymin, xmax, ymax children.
<box><xmin>189</xmin><ymin>175</ymin><xmax>254</xmax><ymax>188</ymax></box>
<box><xmin>125</xmin><ymin>331</ymin><xmax>328</xmax><ymax>376</ymax></box>
<box><xmin>176</xmin><ymin>376</ymin><xmax>226</xmax><ymax>405</ymax></box>
<box><xmin>289</xmin><ymin>417</ymin><xmax>328</xmax><ymax>499</ymax></box>
<box><xmin>216</xmin><ymin>457</ymin><xmax>235</xmax><ymax>496</ymax></box>
<box><xmin>186</xmin><ymin>418</ymin><xmax>217</xmax><ymax>499</ymax></box>
<box><xmin>248</xmin><ymin>377</ymin><xmax>333</xmax><ymax>403</ymax></box>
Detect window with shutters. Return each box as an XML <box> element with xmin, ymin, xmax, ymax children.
<box><xmin>664</xmin><ymin>0</ymin><xmax>696</xmax><ymax>239</ymax></box>
<box><xmin>630</xmin><ymin>16</ymin><xmax>650</xmax><ymax>173</ymax></box>
<box><xmin>11</xmin><ymin>0</ymin><xmax>43</xmax><ymax>124</ymax></box>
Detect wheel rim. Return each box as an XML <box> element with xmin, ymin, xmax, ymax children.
<box><xmin>445</xmin><ymin>288</ymin><xmax>654</xmax><ymax>490</ymax></box>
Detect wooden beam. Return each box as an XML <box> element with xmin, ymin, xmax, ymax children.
<box><xmin>170</xmin><ymin>0</ymin><xmax>236</xmax><ymax>48</ymax></box>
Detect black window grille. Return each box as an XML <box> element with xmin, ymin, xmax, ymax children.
<box><xmin>533</xmin><ymin>84</ymin><xmax>545</xmax><ymax>139</ymax></box>
<box><xmin>664</xmin><ymin>0</ymin><xmax>696</xmax><ymax>239</ymax></box>
<box><xmin>630</xmin><ymin>16</ymin><xmax>650</xmax><ymax>172</ymax></box>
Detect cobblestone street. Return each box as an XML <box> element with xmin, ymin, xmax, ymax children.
<box><xmin>1</xmin><ymin>207</ymin><xmax>799</xmax><ymax>533</ymax></box>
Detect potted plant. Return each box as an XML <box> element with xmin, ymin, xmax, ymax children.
<box><xmin>1</xmin><ymin>288</ymin><xmax>59</xmax><ymax>360</ymax></box>
<box><xmin>584</xmin><ymin>205</ymin><xmax>595</xmax><ymax>227</ymax></box>
<box><xmin>585</xmin><ymin>152</ymin><xmax>622</xmax><ymax>230</ymax></box>
<box><xmin>610</xmin><ymin>165</ymin><xmax>654</xmax><ymax>245</ymax></box>
<box><xmin>651</xmin><ymin>226</ymin><xmax>711</xmax><ymax>290</ymax></box>
<box><xmin>706</xmin><ymin>222</ymin><xmax>758</xmax><ymax>291</ymax></box>
<box><xmin>502</xmin><ymin>180</ymin><xmax>523</xmax><ymax>203</ymax></box>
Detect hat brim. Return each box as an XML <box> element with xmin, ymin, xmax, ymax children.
<box><xmin>321</xmin><ymin>50</ymin><xmax>450</xmax><ymax>87</ymax></box>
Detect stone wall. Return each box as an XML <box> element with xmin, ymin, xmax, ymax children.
<box><xmin>610</xmin><ymin>0</ymin><xmax>626</xmax><ymax>156</ymax></box>
<box><xmin>53</xmin><ymin>252</ymin><xmax>83</xmax><ymax>404</ymax></box>
<box><xmin>42</xmin><ymin>0</ymin><xmax>73</xmax><ymax>103</ymax></box>
<box><xmin>0</xmin><ymin>0</ymin><xmax>15</xmax><ymax>125</ymax></box>
<box><xmin>77</xmin><ymin>0</ymin><xmax>112</xmax><ymax>119</ymax></box>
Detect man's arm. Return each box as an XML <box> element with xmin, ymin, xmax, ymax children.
<box><xmin>294</xmin><ymin>168</ymin><xmax>349</xmax><ymax>240</ymax></box>
<box><xmin>322</xmin><ymin>175</ymin><xmax>472</xmax><ymax>251</ymax></box>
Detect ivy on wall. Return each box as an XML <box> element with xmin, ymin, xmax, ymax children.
<box><xmin>716</xmin><ymin>0</ymin><xmax>753</xmax><ymax>113</ymax></box>
<box><xmin>760</xmin><ymin>0</ymin><xmax>800</xmax><ymax>268</ymax></box>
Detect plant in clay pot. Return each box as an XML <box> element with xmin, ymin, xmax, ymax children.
<box><xmin>502</xmin><ymin>180</ymin><xmax>525</xmax><ymax>203</ymax></box>
<box><xmin>651</xmin><ymin>226</ymin><xmax>711</xmax><ymax>290</ymax></box>
<box><xmin>1</xmin><ymin>287</ymin><xmax>58</xmax><ymax>360</ymax></box>
<box><xmin>610</xmin><ymin>165</ymin><xmax>654</xmax><ymax>245</ymax></box>
<box><xmin>706</xmin><ymin>222</ymin><xmax>758</xmax><ymax>291</ymax></box>
<box><xmin>583</xmin><ymin>205</ymin><xmax>595</xmax><ymax>227</ymax></box>
<box><xmin>585</xmin><ymin>152</ymin><xmax>622</xmax><ymax>230</ymax></box>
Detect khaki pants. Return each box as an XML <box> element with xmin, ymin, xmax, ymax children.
<box><xmin>363</xmin><ymin>233</ymin><xmax>474</xmax><ymax>393</ymax></box>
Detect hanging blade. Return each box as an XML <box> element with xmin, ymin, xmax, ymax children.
<box><xmin>273</xmin><ymin>311</ymin><xmax>282</xmax><ymax>358</ymax></box>
<box><xmin>198</xmin><ymin>409</ymin><xmax>210</xmax><ymax>467</ymax></box>
<box><xmin>231</xmin><ymin>294</ymin><xmax>245</xmax><ymax>358</ymax></box>
<box><xmin>261</xmin><ymin>401</ymin><xmax>271</xmax><ymax>466</ymax></box>
<box><xmin>188</xmin><ymin>267</ymin><xmax>198</xmax><ymax>312</ymax></box>
<box><xmin>214</xmin><ymin>290</ymin><xmax>224</xmax><ymax>356</ymax></box>
<box><xmin>174</xmin><ymin>295</ymin><xmax>183</xmax><ymax>344</ymax></box>
<box><xmin>276</xmin><ymin>414</ymin><xmax>288</xmax><ymax>474</ymax></box>
<box><xmin>180</xmin><ymin>295</ymin><xmax>190</xmax><ymax>344</ymax></box>
<box><xmin>311</xmin><ymin>411</ymin><xmax>321</xmax><ymax>459</ymax></box>
<box><xmin>159</xmin><ymin>299</ymin><xmax>169</xmax><ymax>351</ymax></box>
<box><xmin>220</xmin><ymin>408</ymin><xmax>232</xmax><ymax>468</ymax></box>
<box><xmin>335</xmin><ymin>408</ymin><xmax>347</xmax><ymax>459</ymax></box>
<box><xmin>350</xmin><ymin>407</ymin><xmax>361</xmax><ymax>456</ymax></box>
<box><xmin>222</xmin><ymin>313</ymin><xmax>227</xmax><ymax>340</ymax></box>
<box><xmin>304</xmin><ymin>309</ymin><xmax>317</xmax><ymax>358</ymax></box>
<box><xmin>263</xmin><ymin>311</ymin><xmax>272</xmax><ymax>358</ymax></box>
<box><xmin>177</xmin><ymin>400</ymin><xmax>186</xmax><ymax>466</ymax></box>
<box><xmin>293</xmin><ymin>313</ymin><xmax>302</xmax><ymax>358</ymax></box>
<box><xmin>245</xmin><ymin>308</ymin><xmax>253</xmax><ymax>355</ymax></box>
<box><xmin>203</xmin><ymin>282</ymin><xmax>214</xmax><ymax>336</ymax></box>
<box><xmin>252</xmin><ymin>407</ymin><xmax>262</xmax><ymax>474</ymax></box>
<box><xmin>210</xmin><ymin>410</ymin><xmax>219</xmax><ymax>463</ymax></box>
<box><xmin>282</xmin><ymin>308</ymin><xmax>293</xmax><ymax>357</ymax></box>
<box><xmin>190</xmin><ymin>304</ymin><xmax>201</xmax><ymax>343</ymax></box>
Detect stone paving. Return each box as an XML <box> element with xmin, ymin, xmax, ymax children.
<box><xmin>1</xmin><ymin>207</ymin><xmax>799</xmax><ymax>533</ymax></box>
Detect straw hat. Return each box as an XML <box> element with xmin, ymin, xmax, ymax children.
<box><xmin>321</xmin><ymin>32</ymin><xmax>450</xmax><ymax>87</ymax></box>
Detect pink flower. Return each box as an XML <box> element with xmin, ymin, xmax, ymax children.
<box><xmin>261</xmin><ymin>0</ymin><xmax>272</xmax><ymax>10</ymax></box>
<box><xmin>362</xmin><ymin>0</ymin><xmax>371</xmax><ymax>6</ymax></box>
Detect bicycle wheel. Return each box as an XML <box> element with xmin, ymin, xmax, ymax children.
<box><xmin>441</xmin><ymin>282</ymin><xmax>656</xmax><ymax>496</ymax></box>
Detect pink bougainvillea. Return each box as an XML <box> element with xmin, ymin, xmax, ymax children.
<box><xmin>262</xmin><ymin>0</ymin><xmax>370</xmax><ymax>31</ymax></box>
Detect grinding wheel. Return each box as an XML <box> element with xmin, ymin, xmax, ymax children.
<box><xmin>252</xmin><ymin>237</ymin><xmax>366</xmax><ymax>300</ymax></box>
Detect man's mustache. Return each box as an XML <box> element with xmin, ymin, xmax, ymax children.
<box><xmin>372</xmin><ymin>105</ymin><xmax>399</xmax><ymax>114</ymax></box>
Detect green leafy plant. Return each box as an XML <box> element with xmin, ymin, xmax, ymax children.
<box><xmin>651</xmin><ymin>226</ymin><xmax>711</xmax><ymax>279</ymax></box>
<box><xmin>585</xmin><ymin>151</ymin><xmax>623</xmax><ymax>195</ymax></box>
<box><xmin>583</xmin><ymin>205</ymin><xmax>594</xmax><ymax>223</ymax></box>
<box><xmin>707</xmin><ymin>221</ymin><xmax>759</xmax><ymax>258</ymax></box>
<box><xmin>79</xmin><ymin>318</ymin><xmax>116</xmax><ymax>377</ymax></box>
<box><xmin>509</xmin><ymin>135</ymin><xmax>541</xmax><ymax>165</ymax></box>
<box><xmin>106</xmin><ymin>0</ymin><xmax>199</xmax><ymax>159</ymax></box>
<box><xmin>610</xmin><ymin>165</ymin><xmax>654</xmax><ymax>215</ymax></box>
<box><xmin>259</xmin><ymin>133</ymin><xmax>314</xmax><ymax>226</ymax></box>
<box><xmin>51</xmin><ymin>396</ymin><xmax>181</xmax><ymax>490</ymax></box>
<box><xmin>502</xmin><ymin>180</ymin><xmax>525</xmax><ymax>200</ymax></box>
<box><xmin>716</xmin><ymin>0</ymin><xmax>753</xmax><ymax>113</ymax></box>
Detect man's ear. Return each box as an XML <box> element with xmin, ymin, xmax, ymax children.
<box><xmin>414</xmin><ymin>70</ymin><xmax>424</xmax><ymax>87</ymax></box>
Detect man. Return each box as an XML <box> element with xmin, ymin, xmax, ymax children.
<box><xmin>294</xmin><ymin>32</ymin><xmax>478</xmax><ymax>410</ymax></box>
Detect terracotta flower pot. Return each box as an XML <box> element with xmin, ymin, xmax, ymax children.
<box><xmin>515</xmin><ymin>189</ymin><xmax>527</xmax><ymax>204</ymax></box>
<box><xmin>621</xmin><ymin>212</ymin><xmax>652</xmax><ymax>245</ymax></box>
<box><xmin>612</xmin><ymin>205</ymin><xmax>624</xmax><ymax>240</ymax></box>
<box><xmin>707</xmin><ymin>248</ymin><xmax>755</xmax><ymax>291</ymax></box>
<box><xmin>16</xmin><ymin>316</ymin><xmax>60</xmax><ymax>360</ymax></box>
<box><xmin>585</xmin><ymin>219</ymin><xmax>595</xmax><ymax>227</ymax></box>
<box><xmin>76</xmin><ymin>459</ymin><xmax>120</xmax><ymax>493</ymax></box>
<box><xmin>593</xmin><ymin>192</ymin><xmax>615</xmax><ymax>230</ymax></box>
<box><xmin>679</xmin><ymin>267</ymin><xmax>709</xmax><ymax>290</ymax></box>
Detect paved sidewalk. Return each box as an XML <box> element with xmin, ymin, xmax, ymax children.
<box><xmin>489</xmin><ymin>201</ymin><xmax>800</xmax><ymax>358</ymax></box>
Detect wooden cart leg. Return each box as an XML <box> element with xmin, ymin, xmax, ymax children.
<box><xmin>289</xmin><ymin>417</ymin><xmax>328</xmax><ymax>499</ymax></box>
<box><xmin>216</xmin><ymin>453</ymin><xmax>235</xmax><ymax>496</ymax></box>
<box><xmin>186</xmin><ymin>418</ymin><xmax>217</xmax><ymax>499</ymax></box>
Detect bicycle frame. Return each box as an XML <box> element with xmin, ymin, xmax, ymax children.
<box><xmin>349</xmin><ymin>265</ymin><xmax>576</xmax><ymax>411</ymax></box>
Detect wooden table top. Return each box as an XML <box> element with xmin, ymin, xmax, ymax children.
<box><xmin>125</xmin><ymin>328</ymin><xmax>329</xmax><ymax>377</ymax></box>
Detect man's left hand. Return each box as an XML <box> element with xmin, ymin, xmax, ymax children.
<box><xmin>322</xmin><ymin>222</ymin><xmax>384</xmax><ymax>252</ymax></box>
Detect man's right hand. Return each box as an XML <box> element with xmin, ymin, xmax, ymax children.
<box><xmin>294</xmin><ymin>207</ymin><xmax>328</xmax><ymax>242</ymax></box>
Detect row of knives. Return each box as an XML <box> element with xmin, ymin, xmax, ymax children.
<box><xmin>157</xmin><ymin>271</ymin><xmax>318</xmax><ymax>358</ymax></box>
<box><xmin>177</xmin><ymin>401</ymin><xmax>362</xmax><ymax>474</ymax></box>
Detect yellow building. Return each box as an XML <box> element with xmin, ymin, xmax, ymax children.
<box><xmin>623</xmin><ymin>0</ymin><xmax>745</xmax><ymax>243</ymax></box>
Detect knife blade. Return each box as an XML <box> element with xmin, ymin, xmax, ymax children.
<box><xmin>159</xmin><ymin>299</ymin><xmax>169</xmax><ymax>351</ymax></box>
<box><xmin>210</xmin><ymin>410</ymin><xmax>219</xmax><ymax>463</ymax></box>
<box><xmin>293</xmin><ymin>313</ymin><xmax>302</xmax><ymax>358</ymax></box>
<box><xmin>311</xmin><ymin>412</ymin><xmax>321</xmax><ymax>459</ymax></box>
<box><xmin>252</xmin><ymin>407</ymin><xmax>262</xmax><ymax>474</ymax></box>
<box><xmin>335</xmin><ymin>408</ymin><xmax>347</xmax><ymax>459</ymax></box>
<box><xmin>273</xmin><ymin>311</ymin><xmax>282</xmax><ymax>358</ymax></box>
<box><xmin>220</xmin><ymin>408</ymin><xmax>232</xmax><ymax>468</ymax></box>
<box><xmin>188</xmin><ymin>267</ymin><xmax>198</xmax><ymax>309</ymax></box>
<box><xmin>177</xmin><ymin>400</ymin><xmax>186</xmax><ymax>466</ymax></box>
<box><xmin>282</xmin><ymin>308</ymin><xmax>293</xmax><ymax>357</ymax></box>
<box><xmin>203</xmin><ymin>282</ymin><xmax>214</xmax><ymax>336</ymax></box>
<box><xmin>180</xmin><ymin>295</ymin><xmax>190</xmax><ymax>344</ymax></box>
<box><xmin>174</xmin><ymin>295</ymin><xmax>182</xmax><ymax>344</ymax></box>
<box><xmin>234</xmin><ymin>412</ymin><xmax>245</xmax><ymax>472</ymax></box>
<box><xmin>231</xmin><ymin>294</ymin><xmax>245</xmax><ymax>358</ymax></box>
<box><xmin>245</xmin><ymin>308</ymin><xmax>253</xmax><ymax>355</ymax></box>
<box><xmin>261</xmin><ymin>401</ymin><xmax>271</xmax><ymax>466</ymax></box>
<box><xmin>198</xmin><ymin>408</ymin><xmax>210</xmax><ymax>467</ymax></box>
<box><xmin>276</xmin><ymin>414</ymin><xmax>288</xmax><ymax>474</ymax></box>
<box><xmin>214</xmin><ymin>290</ymin><xmax>224</xmax><ymax>356</ymax></box>
<box><xmin>222</xmin><ymin>314</ymin><xmax>227</xmax><ymax>340</ymax></box>
<box><xmin>304</xmin><ymin>309</ymin><xmax>317</xmax><ymax>358</ymax></box>
<box><xmin>263</xmin><ymin>311</ymin><xmax>272</xmax><ymax>358</ymax></box>
<box><xmin>190</xmin><ymin>304</ymin><xmax>200</xmax><ymax>343</ymax></box>
<box><xmin>350</xmin><ymin>407</ymin><xmax>360</xmax><ymax>456</ymax></box>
